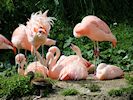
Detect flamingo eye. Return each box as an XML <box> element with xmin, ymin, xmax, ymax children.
<box><xmin>38</xmin><ymin>30</ymin><xmax>43</xmax><ymax>33</ymax></box>
<box><xmin>39</xmin><ymin>26</ymin><xmax>43</xmax><ymax>29</ymax></box>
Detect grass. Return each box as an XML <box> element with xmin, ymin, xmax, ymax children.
<box><xmin>81</xmin><ymin>83</ymin><xmax>101</xmax><ymax>92</ymax></box>
<box><xmin>108</xmin><ymin>73</ymin><xmax>133</xmax><ymax>97</ymax></box>
<box><xmin>60</xmin><ymin>88</ymin><xmax>79</xmax><ymax>96</ymax></box>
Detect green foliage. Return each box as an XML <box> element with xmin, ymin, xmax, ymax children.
<box><xmin>108</xmin><ymin>73</ymin><xmax>133</xmax><ymax>97</ymax></box>
<box><xmin>124</xmin><ymin>74</ymin><xmax>133</xmax><ymax>85</ymax></box>
<box><xmin>0</xmin><ymin>74</ymin><xmax>33</xmax><ymax>99</ymax></box>
<box><xmin>82</xmin><ymin>83</ymin><xmax>101</xmax><ymax>92</ymax></box>
<box><xmin>60</xmin><ymin>88</ymin><xmax>79</xmax><ymax>96</ymax></box>
<box><xmin>108</xmin><ymin>88</ymin><xmax>123</xmax><ymax>96</ymax></box>
<box><xmin>44</xmin><ymin>77</ymin><xmax>58</xmax><ymax>85</ymax></box>
<box><xmin>108</xmin><ymin>85</ymin><xmax>133</xmax><ymax>96</ymax></box>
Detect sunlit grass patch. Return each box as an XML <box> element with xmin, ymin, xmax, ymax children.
<box><xmin>60</xmin><ymin>88</ymin><xmax>79</xmax><ymax>96</ymax></box>
<box><xmin>81</xmin><ymin>83</ymin><xmax>101</xmax><ymax>92</ymax></box>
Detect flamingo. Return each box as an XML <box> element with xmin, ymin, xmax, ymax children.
<box><xmin>46</xmin><ymin>44</ymin><xmax>93</xmax><ymax>80</ymax></box>
<box><xmin>11</xmin><ymin>24</ymin><xmax>56</xmax><ymax>53</ymax></box>
<box><xmin>96</xmin><ymin>63</ymin><xmax>124</xmax><ymax>80</ymax></box>
<box><xmin>11</xmin><ymin>10</ymin><xmax>56</xmax><ymax>62</ymax></box>
<box><xmin>73</xmin><ymin>15</ymin><xmax>117</xmax><ymax>66</ymax></box>
<box><xmin>15</xmin><ymin>53</ymin><xmax>48</xmax><ymax>78</ymax></box>
<box><xmin>59</xmin><ymin>58</ymin><xmax>88</xmax><ymax>80</ymax></box>
<box><xmin>0</xmin><ymin>34</ymin><xmax>16</xmax><ymax>53</ymax></box>
<box><xmin>25</xmin><ymin>10</ymin><xmax>56</xmax><ymax>55</ymax></box>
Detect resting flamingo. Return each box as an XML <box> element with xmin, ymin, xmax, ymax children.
<box><xmin>73</xmin><ymin>15</ymin><xmax>117</xmax><ymax>66</ymax></box>
<box><xmin>96</xmin><ymin>63</ymin><xmax>124</xmax><ymax>80</ymax></box>
<box><xmin>46</xmin><ymin>44</ymin><xmax>93</xmax><ymax>80</ymax></box>
<box><xmin>15</xmin><ymin>53</ymin><xmax>48</xmax><ymax>78</ymax></box>
<box><xmin>0</xmin><ymin>34</ymin><xmax>16</xmax><ymax>53</ymax></box>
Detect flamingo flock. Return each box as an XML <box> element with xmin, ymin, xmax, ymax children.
<box><xmin>0</xmin><ymin>10</ymin><xmax>124</xmax><ymax>81</ymax></box>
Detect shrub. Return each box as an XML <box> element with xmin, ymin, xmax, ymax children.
<box><xmin>0</xmin><ymin>74</ymin><xmax>33</xmax><ymax>99</ymax></box>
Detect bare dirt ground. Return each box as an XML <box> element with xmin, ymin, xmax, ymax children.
<box><xmin>17</xmin><ymin>73</ymin><xmax>132</xmax><ymax>100</ymax></box>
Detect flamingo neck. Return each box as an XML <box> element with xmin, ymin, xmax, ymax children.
<box><xmin>52</xmin><ymin>48</ymin><xmax>60</xmax><ymax>66</ymax></box>
<box><xmin>74</xmin><ymin>48</ymin><xmax>82</xmax><ymax>58</ymax></box>
<box><xmin>46</xmin><ymin>51</ymin><xmax>56</xmax><ymax>71</ymax></box>
<box><xmin>18</xmin><ymin>64</ymin><xmax>25</xmax><ymax>76</ymax></box>
<box><xmin>35</xmin><ymin>51</ymin><xmax>46</xmax><ymax>66</ymax></box>
<box><xmin>47</xmin><ymin>47</ymin><xmax>61</xmax><ymax>70</ymax></box>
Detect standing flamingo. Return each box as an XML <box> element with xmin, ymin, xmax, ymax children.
<box><xmin>73</xmin><ymin>15</ymin><xmax>117</xmax><ymax>66</ymax></box>
<box><xmin>26</xmin><ymin>10</ymin><xmax>56</xmax><ymax>56</ymax></box>
<box><xmin>15</xmin><ymin>53</ymin><xmax>48</xmax><ymax>78</ymax></box>
<box><xmin>46</xmin><ymin>44</ymin><xmax>93</xmax><ymax>80</ymax></box>
<box><xmin>11</xmin><ymin>10</ymin><xmax>56</xmax><ymax>58</ymax></box>
<box><xmin>11</xmin><ymin>24</ymin><xmax>56</xmax><ymax>53</ymax></box>
<box><xmin>0</xmin><ymin>34</ymin><xmax>16</xmax><ymax>53</ymax></box>
<box><xmin>96</xmin><ymin>63</ymin><xmax>124</xmax><ymax>80</ymax></box>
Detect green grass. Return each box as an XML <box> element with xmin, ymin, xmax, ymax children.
<box><xmin>108</xmin><ymin>73</ymin><xmax>133</xmax><ymax>97</ymax></box>
<box><xmin>81</xmin><ymin>83</ymin><xmax>101</xmax><ymax>92</ymax></box>
<box><xmin>60</xmin><ymin>88</ymin><xmax>79</xmax><ymax>96</ymax></box>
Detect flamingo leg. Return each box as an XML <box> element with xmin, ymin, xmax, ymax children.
<box><xmin>93</xmin><ymin>41</ymin><xmax>97</xmax><ymax>67</ymax></box>
<box><xmin>96</xmin><ymin>41</ymin><xmax>100</xmax><ymax>65</ymax></box>
<box><xmin>18</xmin><ymin>49</ymin><xmax>20</xmax><ymax>54</ymax></box>
<box><xmin>41</xmin><ymin>45</ymin><xmax>44</xmax><ymax>59</ymax></box>
<box><xmin>93</xmin><ymin>41</ymin><xmax>100</xmax><ymax>68</ymax></box>
<box><xmin>25</xmin><ymin>50</ymin><xmax>27</xmax><ymax>57</ymax></box>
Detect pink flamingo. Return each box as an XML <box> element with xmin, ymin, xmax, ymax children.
<box><xmin>59</xmin><ymin>58</ymin><xmax>88</xmax><ymax>80</ymax></box>
<box><xmin>11</xmin><ymin>24</ymin><xmax>55</xmax><ymax>54</ymax></box>
<box><xmin>11</xmin><ymin>10</ymin><xmax>56</xmax><ymax>56</ymax></box>
<box><xmin>46</xmin><ymin>44</ymin><xmax>93</xmax><ymax>80</ymax></box>
<box><xmin>96</xmin><ymin>63</ymin><xmax>124</xmax><ymax>80</ymax></box>
<box><xmin>15</xmin><ymin>53</ymin><xmax>48</xmax><ymax>78</ymax></box>
<box><xmin>73</xmin><ymin>15</ymin><xmax>117</xmax><ymax>66</ymax></box>
<box><xmin>0</xmin><ymin>34</ymin><xmax>16</xmax><ymax>53</ymax></box>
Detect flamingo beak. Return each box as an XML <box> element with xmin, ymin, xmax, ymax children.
<box><xmin>13</xmin><ymin>47</ymin><xmax>16</xmax><ymax>54</ymax></box>
<box><xmin>70</xmin><ymin>43</ymin><xmax>75</xmax><ymax>49</ymax></box>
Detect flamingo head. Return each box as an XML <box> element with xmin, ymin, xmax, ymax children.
<box><xmin>96</xmin><ymin>63</ymin><xmax>107</xmax><ymax>72</ymax></box>
<box><xmin>112</xmin><ymin>38</ymin><xmax>117</xmax><ymax>48</ymax></box>
<box><xmin>26</xmin><ymin>10</ymin><xmax>56</xmax><ymax>45</ymax></box>
<box><xmin>70</xmin><ymin>44</ymin><xmax>81</xmax><ymax>56</ymax></box>
<box><xmin>73</xmin><ymin>23</ymin><xmax>87</xmax><ymax>38</ymax></box>
<box><xmin>15</xmin><ymin>53</ymin><xmax>27</xmax><ymax>69</ymax></box>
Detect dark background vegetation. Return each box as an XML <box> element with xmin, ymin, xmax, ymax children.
<box><xmin>0</xmin><ymin>0</ymin><xmax>133</xmax><ymax>71</ymax></box>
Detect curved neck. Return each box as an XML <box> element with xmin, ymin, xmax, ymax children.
<box><xmin>35</xmin><ymin>51</ymin><xmax>46</xmax><ymax>66</ymax></box>
<box><xmin>47</xmin><ymin>47</ymin><xmax>61</xmax><ymax>69</ymax></box>
<box><xmin>73</xmin><ymin>47</ymin><xmax>82</xmax><ymax>58</ymax></box>
<box><xmin>53</xmin><ymin>48</ymin><xmax>60</xmax><ymax>65</ymax></box>
<box><xmin>17</xmin><ymin>64</ymin><xmax>25</xmax><ymax>76</ymax></box>
<box><xmin>46</xmin><ymin>52</ymin><xmax>54</xmax><ymax>69</ymax></box>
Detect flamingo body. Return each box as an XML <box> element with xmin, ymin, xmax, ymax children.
<box><xmin>59</xmin><ymin>60</ymin><xmax>88</xmax><ymax>80</ymax></box>
<box><xmin>11</xmin><ymin>10</ymin><xmax>56</xmax><ymax>53</ymax></box>
<box><xmin>46</xmin><ymin>45</ymin><xmax>93</xmax><ymax>80</ymax></box>
<box><xmin>15</xmin><ymin>53</ymin><xmax>48</xmax><ymax>78</ymax></box>
<box><xmin>96</xmin><ymin>63</ymin><xmax>124</xmax><ymax>80</ymax></box>
<box><xmin>73</xmin><ymin>15</ymin><xmax>117</xmax><ymax>47</ymax></box>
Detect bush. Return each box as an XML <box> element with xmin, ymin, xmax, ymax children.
<box><xmin>0</xmin><ymin>74</ymin><xmax>33</xmax><ymax>99</ymax></box>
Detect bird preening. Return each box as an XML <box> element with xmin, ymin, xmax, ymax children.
<box><xmin>1</xmin><ymin>10</ymin><xmax>124</xmax><ymax>99</ymax></box>
<box><xmin>73</xmin><ymin>15</ymin><xmax>117</xmax><ymax>67</ymax></box>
